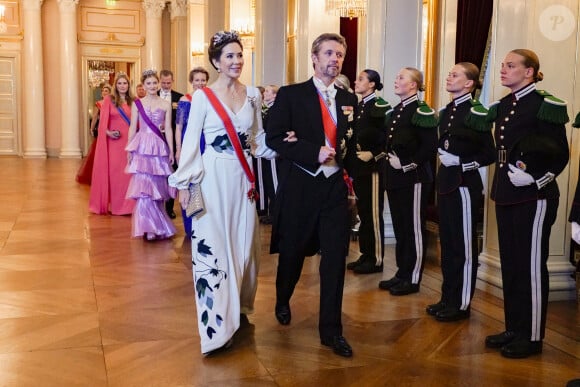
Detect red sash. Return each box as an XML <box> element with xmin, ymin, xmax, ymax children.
<box><xmin>317</xmin><ymin>93</ymin><xmax>337</xmax><ymax>149</ymax></box>
<box><xmin>201</xmin><ymin>87</ymin><xmax>259</xmax><ymax>202</ymax></box>
<box><xmin>186</xmin><ymin>93</ymin><xmax>192</xmax><ymax>101</ymax></box>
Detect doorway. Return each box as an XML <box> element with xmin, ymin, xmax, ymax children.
<box><xmin>84</xmin><ymin>60</ymin><xmax>136</xmax><ymax>154</ymax></box>
<box><xmin>80</xmin><ymin>44</ymin><xmax>141</xmax><ymax>155</ymax></box>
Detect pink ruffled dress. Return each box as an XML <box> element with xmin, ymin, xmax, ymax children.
<box><xmin>125</xmin><ymin>107</ymin><xmax>176</xmax><ymax>239</ymax></box>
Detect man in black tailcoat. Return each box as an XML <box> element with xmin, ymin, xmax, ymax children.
<box><xmin>159</xmin><ymin>69</ymin><xmax>183</xmax><ymax>219</ymax></box>
<box><xmin>266</xmin><ymin>32</ymin><xmax>358</xmax><ymax>358</ymax></box>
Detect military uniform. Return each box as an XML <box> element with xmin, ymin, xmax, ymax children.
<box><xmin>382</xmin><ymin>94</ymin><xmax>437</xmax><ymax>295</ymax></box>
<box><xmin>568</xmin><ymin>112</ymin><xmax>580</xmax><ymax>224</ymax></box>
<box><xmin>569</xmin><ymin>170</ymin><xmax>580</xmax><ymax>223</ymax></box>
<box><xmin>159</xmin><ymin>88</ymin><xmax>183</xmax><ymax>218</ymax></box>
<box><xmin>253</xmin><ymin>102</ymin><xmax>278</xmax><ymax>221</ymax></box>
<box><xmin>347</xmin><ymin>93</ymin><xmax>391</xmax><ymax>274</ymax></box>
<box><xmin>433</xmin><ymin>93</ymin><xmax>495</xmax><ymax>320</ymax></box>
<box><xmin>488</xmin><ymin>83</ymin><xmax>569</xmax><ymax>357</ymax></box>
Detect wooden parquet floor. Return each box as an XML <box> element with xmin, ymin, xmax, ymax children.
<box><xmin>0</xmin><ymin>157</ymin><xmax>578</xmax><ymax>386</ymax></box>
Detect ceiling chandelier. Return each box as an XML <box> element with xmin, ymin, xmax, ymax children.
<box><xmin>325</xmin><ymin>0</ymin><xmax>367</xmax><ymax>19</ymax></box>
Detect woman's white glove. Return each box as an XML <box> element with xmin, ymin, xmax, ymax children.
<box><xmin>508</xmin><ymin>164</ymin><xmax>535</xmax><ymax>187</ymax></box>
<box><xmin>572</xmin><ymin>222</ymin><xmax>580</xmax><ymax>244</ymax></box>
<box><xmin>388</xmin><ymin>152</ymin><xmax>402</xmax><ymax>169</ymax></box>
<box><xmin>438</xmin><ymin>148</ymin><xmax>460</xmax><ymax>167</ymax></box>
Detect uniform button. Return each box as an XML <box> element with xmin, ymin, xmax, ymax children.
<box><xmin>510</xmin><ymin>110</ymin><xmax>515</xmax><ymax>115</ymax></box>
<box><xmin>512</xmin><ymin>102</ymin><xmax>517</xmax><ymax>106</ymax></box>
<box><xmin>450</xmin><ymin>115</ymin><xmax>454</xmax><ymax>119</ymax></box>
<box><xmin>500</xmin><ymin>145</ymin><xmax>505</xmax><ymax>149</ymax></box>
<box><xmin>452</xmin><ymin>107</ymin><xmax>456</xmax><ymax>112</ymax></box>
<box><xmin>390</xmin><ymin>128</ymin><xmax>394</xmax><ymax>131</ymax></box>
<box><xmin>388</xmin><ymin>135</ymin><xmax>393</xmax><ymax>138</ymax></box>
<box><xmin>448</xmin><ymin>123</ymin><xmax>451</xmax><ymax>127</ymax></box>
<box><xmin>500</xmin><ymin>135</ymin><xmax>504</xmax><ymax>139</ymax></box>
<box><xmin>504</xmin><ymin>117</ymin><xmax>509</xmax><ymax>122</ymax></box>
<box><xmin>397</xmin><ymin>114</ymin><xmax>401</xmax><ymax>118</ymax></box>
<box><xmin>500</xmin><ymin>163</ymin><xmax>504</xmax><ymax>168</ymax></box>
<box><xmin>500</xmin><ymin>126</ymin><xmax>505</xmax><ymax>130</ymax></box>
<box><xmin>393</xmin><ymin>120</ymin><xmax>397</xmax><ymax>124</ymax></box>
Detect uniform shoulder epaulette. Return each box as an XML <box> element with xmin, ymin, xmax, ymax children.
<box><xmin>486</xmin><ymin>100</ymin><xmax>500</xmax><ymax>122</ymax></box>
<box><xmin>465</xmin><ymin>98</ymin><xmax>492</xmax><ymax>132</ymax></box>
<box><xmin>572</xmin><ymin>111</ymin><xmax>580</xmax><ymax>128</ymax></box>
<box><xmin>411</xmin><ymin>100</ymin><xmax>437</xmax><ymax>128</ymax></box>
<box><xmin>371</xmin><ymin>97</ymin><xmax>393</xmax><ymax>118</ymax></box>
<box><xmin>536</xmin><ymin>90</ymin><xmax>569</xmax><ymax>125</ymax></box>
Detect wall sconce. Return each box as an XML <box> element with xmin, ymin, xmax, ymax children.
<box><xmin>191</xmin><ymin>42</ymin><xmax>204</xmax><ymax>57</ymax></box>
<box><xmin>0</xmin><ymin>5</ymin><xmax>7</xmax><ymax>34</ymax></box>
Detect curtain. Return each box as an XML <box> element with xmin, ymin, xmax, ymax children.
<box><xmin>455</xmin><ymin>0</ymin><xmax>493</xmax><ymax>69</ymax></box>
<box><xmin>340</xmin><ymin>17</ymin><xmax>358</xmax><ymax>86</ymax></box>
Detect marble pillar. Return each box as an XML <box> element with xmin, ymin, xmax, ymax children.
<box><xmin>57</xmin><ymin>0</ymin><xmax>81</xmax><ymax>158</ymax></box>
<box><xmin>22</xmin><ymin>0</ymin><xmax>47</xmax><ymax>158</ymax></box>
<box><xmin>142</xmin><ymin>0</ymin><xmax>166</xmax><ymax>72</ymax></box>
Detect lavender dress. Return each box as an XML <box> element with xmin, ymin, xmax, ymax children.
<box><xmin>125</xmin><ymin>107</ymin><xmax>176</xmax><ymax>239</ymax></box>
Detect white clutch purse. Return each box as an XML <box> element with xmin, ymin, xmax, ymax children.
<box><xmin>185</xmin><ymin>183</ymin><xmax>205</xmax><ymax>217</ymax></box>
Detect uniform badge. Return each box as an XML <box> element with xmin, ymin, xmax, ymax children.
<box><xmin>444</xmin><ymin>139</ymin><xmax>449</xmax><ymax>150</ymax></box>
<box><xmin>346</xmin><ymin>128</ymin><xmax>353</xmax><ymax>139</ymax></box>
<box><xmin>340</xmin><ymin>138</ymin><xmax>347</xmax><ymax>158</ymax></box>
<box><xmin>515</xmin><ymin>160</ymin><xmax>527</xmax><ymax>171</ymax></box>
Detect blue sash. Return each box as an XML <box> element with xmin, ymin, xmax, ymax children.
<box><xmin>116</xmin><ymin>105</ymin><xmax>131</xmax><ymax>126</ymax></box>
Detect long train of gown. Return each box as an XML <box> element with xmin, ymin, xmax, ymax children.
<box><xmin>125</xmin><ymin>107</ymin><xmax>176</xmax><ymax>239</ymax></box>
<box><xmin>88</xmin><ymin>96</ymin><xmax>134</xmax><ymax>215</ymax></box>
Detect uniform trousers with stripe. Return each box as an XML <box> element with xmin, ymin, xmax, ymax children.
<box><xmin>438</xmin><ymin>185</ymin><xmax>482</xmax><ymax>310</ymax></box>
<box><xmin>353</xmin><ymin>171</ymin><xmax>384</xmax><ymax>265</ymax></box>
<box><xmin>387</xmin><ymin>182</ymin><xmax>431</xmax><ymax>284</ymax></box>
<box><xmin>495</xmin><ymin>198</ymin><xmax>557</xmax><ymax>342</ymax></box>
<box><xmin>253</xmin><ymin>157</ymin><xmax>278</xmax><ymax>214</ymax></box>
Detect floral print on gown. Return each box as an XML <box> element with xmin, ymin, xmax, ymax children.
<box><xmin>168</xmin><ymin>87</ymin><xmax>276</xmax><ymax>353</ymax></box>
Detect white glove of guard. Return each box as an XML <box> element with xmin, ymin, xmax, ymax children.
<box><xmin>438</xmin><ymin>148</ymin><xmax>460</xmax><ymax>167</ymax></box>
<box><xmin>508</xmin><ymin>164</ymin><xmax>535</xmax><ymax>187</ymax></box>
<box><xmin>356</xmin><ymin>151</ymin><xmax>373</xmax><ymax>162</ymax></box>
<box><xmin>572</xmin><ymin>222</ymin><xmax>580</xmax><ymax>245</ymax></box>
<box><xmin>388</xmin><ymin>152</ymin><xmax>402</xmax><ymax>170</ymax></box>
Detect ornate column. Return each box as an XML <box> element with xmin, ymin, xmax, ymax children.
<box><xmin>57</xmin><ymin>0</ymin><xmax>81</xmax><ymax>158</ymax></box>
<box><xmin>169</xmin><ymin>0</ymin><xmax>188</xmax><ymax>91</ymax></box>
<box><xmin>255</xmin><ymin>0</ymin><xmax>286</xmax><ymax>86</ymax></box>
<box><xmin>189</xmin><ymin>0</ymin><xmax>207</xmax><ymax>70</ymax></box>
<box><xmin>22</xmin><ymin>0</ymin><xmax>46</xmax><ymax>158</ymax></box>
<box><xmin>142</xmin><ymin>0</ymin><xmax>166</xmax><ymax>72</ymax></box>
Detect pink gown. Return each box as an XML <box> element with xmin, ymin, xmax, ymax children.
<box><xmin>89</xmin><ymin>96</ymin><xmax>135</xmax><ymax>215</ymax></box>
<box><xmin>76</xmin><ymin>101</ymin><xmax>102</xmax><ymax>185</ymax></box>
<box><xmin>125</xmin><ymin>106</ymin><xmax>176</xmax><ymax>239</ymax></box>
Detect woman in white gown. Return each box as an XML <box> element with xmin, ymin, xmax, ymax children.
<box><xmin>168</xmin><ymin>31</ymin><xmax>277</xmax><ymax>354</ymax></box>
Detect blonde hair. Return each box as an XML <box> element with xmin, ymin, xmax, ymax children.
<box><xmin>404</xmin><ymin>67</ymin><xmax>425</xmax><ymax>92</ymax></box>
<box><xmin>456</xmin><ymin>62</ymin><xmax>481</xmax><ymax>91</ymax></box>
<box><xmin>510</xmin><ymin>49</ymin><xmax>544</xmax><ymax>83</ymax></box>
